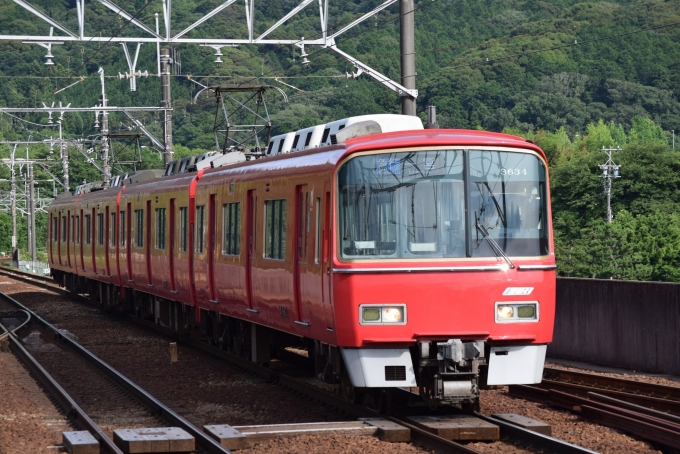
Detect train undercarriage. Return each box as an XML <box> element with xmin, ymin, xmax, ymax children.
<box><xmin>54</xmin><ymin>270</ymin><xmax>488</xmax><ymax>413</ymax></box>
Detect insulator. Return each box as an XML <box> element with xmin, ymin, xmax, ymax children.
<box><xmin>301</xmin><ymin>57</ymin><xmax>310</xmax><ymax>67</ymax></box>
<box><xmin>44</xmin><ymin>58</ymin><xmax>54</xmax><ymax>66</ymax></box>
<box><xmin>214</xmin><ymin>56</ymin><xmax>223</xmax><ymax>65</ymax></box>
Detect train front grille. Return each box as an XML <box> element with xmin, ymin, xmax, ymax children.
<box><xmin>384</xmin><ymin>365</ymin><xmax>407</xmax><ymax>381</ymax></box>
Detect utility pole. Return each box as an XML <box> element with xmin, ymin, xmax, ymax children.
<box><xmin>160</xmin><ymin>48</ymin><xmax>173</xmax><ymax>165</ymax></box>
<box><xmin>400</xmin><ymin>0</ymin><xmax>416</xmax><ymax>116</ymax></box>
<box><xmin>27</xmin><ymin>162</ymin><xmax>36</xmax><ymax>262</ymax></box>
<box><xmin>599</xmin><ymin>146</ymin><xmax>621</xmax><ymax>223</ymax></box>
<box><xmin>10</xmin><ymin>155</ymin><xmax>16</xmax><ymax>264</ymax></box>
<box><xmin>58</xmin><ymin>120</ymin><xmax>69</xmax><ymax>191</ymax></box>
<box><xmin>98</xmin><ymin>68</ymin><xmax>110</xmax><ymax>187</ymax></box>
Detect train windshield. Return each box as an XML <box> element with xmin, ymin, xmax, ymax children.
<box><xmin>337</xmin><ymin>148</ymin><xmax>549</xmax><ymax>260</ymax></box>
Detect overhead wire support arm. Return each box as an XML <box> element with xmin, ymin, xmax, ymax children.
<box><xmin>326</xmin><ymin>42</ymin><xmax>417</xmax><ymax>99</ymax></box>
<box><xmin>96</xmin><ymin>0</ymin><xmax>162</xmax><ymax>38</ymax></box>
<box><xmin>328</xmin><ymin>0</ymin><xmax>397</xmax><ymax>40</ymax></box>
<box><xmin>122</xmin><ymin>111</ymin><xmax>165</xmax><ymax>151</ymax></box>
<box><xmin>173</xmin><ymin>0</ymin><xmax>239</xmax><ymax>40</ymax></box>
<box><xmin>256</xmin><ymin>0</ymin><xmax>316</xmax><ymax>41</ymax></box>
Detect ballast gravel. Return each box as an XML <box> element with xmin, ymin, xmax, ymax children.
<box><xmin>0</xmin><ymin>274</ymin><xmax>673</xmax><ymax>453</ymax></box>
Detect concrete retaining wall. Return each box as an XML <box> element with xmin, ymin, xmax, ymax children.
<box><xmin>548</xmin><ymin>277</ymin><xmax>680</xmax><ymax>375</ymax></box>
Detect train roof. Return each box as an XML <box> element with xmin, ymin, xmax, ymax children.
<box><xmin>49</xmin><ymin>127</ymin><xmax>544</xmax><ymax>210</ymax></box>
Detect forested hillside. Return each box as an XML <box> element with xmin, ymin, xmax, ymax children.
<box><xmin>0</xmin><ymin>0</ymin><xmax>678</xmax><ymax>281</ymax></box>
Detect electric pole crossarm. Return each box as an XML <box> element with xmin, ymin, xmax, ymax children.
<box><xmin>0</xmin><ymin>107</ymin><xmax>172</xmax><ymax>113</ymax></box>
<box><xmin>327</xmin><ymin>43</ymin><xmax>417</xmax><ymax>98</ymax></box>
<box><xmin>10</xmin><ymin>35</ymin><xmax>329</xmax><ymax>44</ymax></box>
<box><xmin>13</xmin><ymin>0</ymin><xmax>78</xmax><ymax>38</ymax></box>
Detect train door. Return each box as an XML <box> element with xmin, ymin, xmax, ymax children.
<box><xmin>246</xmin><ymin>189</ymin><xmax>257</xmax><ymax>312</ymax></box>
<box><xmin>67</xmin><ymin>211</ymin><xmax>71</xmax><ymax>267</ymax></box>
<box><xmin>105</xmin><ymin>206</ymin><xmax>110</xmax><ymax>276</ymax></box>
<box><xmin>169</xmin><ymin>198</ymin><xmax>176</xmax><ymax>292</ymax></box>
<box><xmin>79</xmin><ymin>210</ymin><xmax>84</xmax><ymax>271</ymax></box>
<box><xmin>126</xmin><ymin>203</ymin><xmax>132</xmax><ymax>280</ymax></box>
<box><xmin>322</xmin><ymin>185</ymin><xmax>332</xmax><ymax>305</ymax></box>
<box><xmin>146</xmin><ymin>200</ymin><xmax>152</xmax><ymax>285</ymax></box>
<box><xmin>208</xmin><ymin>194</ymin><xmax>217</xmax><ymax>302</ymax></box>
<box><xmin>91</xmin><ymin>208</ymin><xmax>96</xmax><ymax>274</ymax></box>
<box><xmin>55</xmin><ymin>213</ymin><xmax>63</xmax><ymax>265</ymax></box>
<box><xmin>293</xmin><ymin>184</ymin><xmax>309</xmax><ymax>324</ymax></box>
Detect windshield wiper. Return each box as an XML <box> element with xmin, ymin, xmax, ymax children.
<box><xmin>475</xmin><ymin>223</ymin><xmax>515</xmax><ymax>270</ymax></box>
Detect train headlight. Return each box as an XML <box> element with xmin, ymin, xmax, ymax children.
<box><xmin>360</xmin><ymin>305</ymin><xmax>406</xmax><ymax>325</ymax></box>
<box><xmin>382</xmin><ymin>307</ymin><xmax>404</xmax><ymax>323</ymax></box>
<box><xmin>497</xmin><ymin>305</ymin><xmax>514</xmax><ymax>319</ymax></box>
<box><xmin>495</xmin><ymin>302</ymin><xmax>539</xmax><ymax>323</ymax></box>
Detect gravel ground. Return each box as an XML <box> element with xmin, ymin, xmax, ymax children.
<box><xmin>1</xmin><ymin>279</ymin><xmax>436</xmax><ymax>453</ymax></box>
<box><xmin>0</xmin><ymin>349</ymin><xmax>71</xmax><ymax>454</ymax></box>
<box><xmin>0</xmin><ymin>273</ymin><xmax>672</xmax><ymax>453</ymax></box>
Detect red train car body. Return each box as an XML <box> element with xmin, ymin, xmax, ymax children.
<box><xmin>48</xmin><ymin>116</ymin><xmax>556</xmax><ymax>409</ymax></box>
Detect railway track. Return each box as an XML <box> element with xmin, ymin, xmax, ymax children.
<box><xmin>0</xmin><ymin>267</ymin><xmax>596</xmax><ymax>454</ymax></box>
<box><xmin>510</xmin><ymin>367</ymin><xmax>680</xmax><ymax>449</ymax></box>
<box><xmin>0</xmin><ymin>286</ymin><xmax>231</xmax><ymax>454</ymax></box>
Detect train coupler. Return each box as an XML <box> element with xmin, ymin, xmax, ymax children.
<box><xmin>417</xmin><ymin>339</ymin><xmax>486</xmax><ymax>406</ymax></box>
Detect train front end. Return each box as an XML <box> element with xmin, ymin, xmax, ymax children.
<box><xmin>332</xmin><ymin>133</ymin><xmax>555</xmax><ymax>408</ymax></box>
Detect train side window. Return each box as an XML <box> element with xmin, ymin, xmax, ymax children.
<box><xmin>222</xmin><ymin>202</ymin><xmax>240</xmax><ymax>255</ymax></box>
<box><xmin>135</xmin><ymin>209</ymin><xmax>144</xmax><ymax>248</ymax></box>
<box><xmin>277</xmin><ymin>140</ymin><xmax>284</xmax><ymax>154</ymax></box>
<box><xmin>75</xmin><ymin>216</ymin><xmax>80</xmax><ymax>243</ymax></box>
<box><xmin>266</xmin><ymin>141</ymin><xmax>274</xmax><ymax>155</ymax></box>
<box><xmin>119</xmin><ymin>211</ymin><xmax>126</xmax><ymax>246</ymax></box>
<box><xmin>264</xmin><ymin>199</ymin><xmax>286</xmax><ymax>260</ymax></box>
<box><xmin>85</xmin><ymin>214</ymin><xmax>91</xmax><ymax>244</ymax></box>
<box><xmin>305</xmin><ymin>132</ymin><xmax>312</xmax><ymax>147</ymax></box>
<box><xmin>179</xmin><ymin>207</ymin><xmax>188</xmax><ymax>252</ymax></box>
<box><xmin>314</xmin><ymin>197</ymin><xmax>320</xmax><ymax>264</ymax></box>
<box><xmin>292</xmin><ymin>134</ymin><xmax>300</xmax><ymax>150</ymax></box>
<box><xmin>195</xmin><ymin>205</ymin><xmax>205</xmax><ymax>253</ymax></box>
<box><xmin>62</xmin><ymin>216</ymin><xmax>67</xmax><ymax>242</ymax></box>
<box><xmin>321</xmin><ymin>128</ymin><xmax>330</xmax><ymax>144</ymax></box>
<box><xmin>97</xmin><ymin>213</ymin><xmax>104</xmax><ymax>245</ymax></box>
<box><xmin>155</xmin><ymin>208</ymin><xmax>166</xmax><ymax>250</ymax></box>
<box><xmin>110</xmin><ymin>213</ymin><xmax>117</xmax><ymax>246</ymax></box>
<box><xmin>52</xmin><ymin>217</ymin><xmax>57</xmax><ymax>241</ymax></box>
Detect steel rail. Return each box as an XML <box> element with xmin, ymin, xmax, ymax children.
<box><xmin>544</xmin><ymin>367</ymin><xmax>680</xmax><ymax>401</ymax></box>
<box><xmin>0</xmin><ymin>267</ymin><xmax>596</xmax><ymax>453</ymax></box>
<box><xmin>0</xmin><ymin>268</ymin><xmax>485</xmax><ymax>454</ymax></box>
<box><xmin>475</xmin><ymin>414</ymin><xmax>598</xmax><ymax>454</ymax></box>
<box><xmin>128</xmin><ymin>316</ymin><xmax>483</xmax><ymax>454</ymax></box>
<box><xmin>0</xmin><ymin>318</ymin><xmax>123</xmax><ymax>454</ymax></box>
<box><xmin>534</xmin><ymin>380</ymin><xmax>680</xmax><ymax>415</ymax></box>
<box><xmin>0</xmin><ymin>289</ymin><xmax>231</xmax><ymax>454</ymax></box>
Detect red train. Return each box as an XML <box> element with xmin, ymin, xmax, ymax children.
<box><xmin>48</xmin><ymin>114</ymin><xmax>556</xmax><ymax>410</ymax></box>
